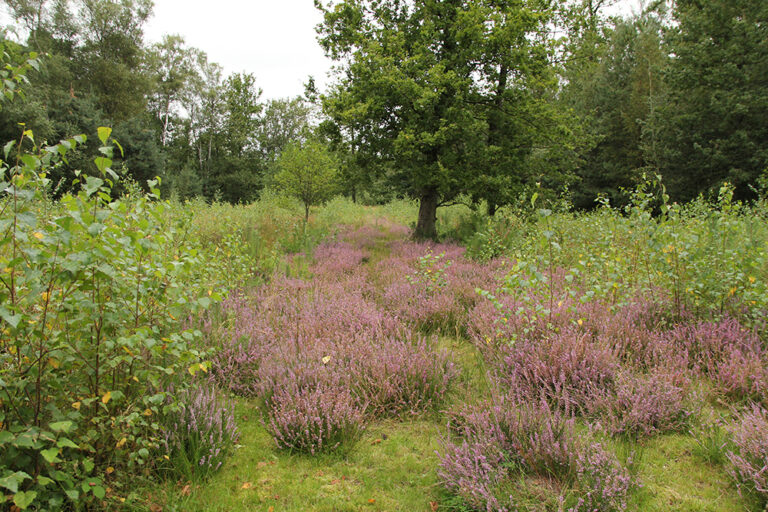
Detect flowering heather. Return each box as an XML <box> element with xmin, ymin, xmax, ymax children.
<box><xmin>208</xmin><ymin>236</ymin><xmax>463</xmax><ymax>453</ymax></box>
<box><xmin>339</xmin><ymin>224</ymin><xmax>387</xmax><ymax>249</ymax></box>
<box><xmin>664</xmin><ymin>317</ymin><xmax>763</xmax><ymax>374</ymax></box>
<box><xmin>591</xmin><ymin>370</ymin><xmax>692</xmax><ymax>438</ymax></box>
<box><xmin>311</xmin><ymin>241</ymin><xmax>367</xmax><ymax>276</ymax></box>
<box><xmin>496</xmin><ymin>330</ymin><xmax>620</xmax><ymax>414</ymax></box>
<box><xmin>715</xmin><ymin>348</ymin><xmax>768</xmax><ymax>404</ymax></box>
<box><xmin>267</xmin><ymin>384</ymin><xmax>365</xmax><ymax>454</ymax></box>
<box><xmin>569</xmin><ymin>443</ymin><xmax>634</xmax><ymax>512</ymax></box>
<box><xmin>437</xmin><ymin>441</ymin><xmax>508</xmax><ymax>511</ymax></box>
<box><xmin>349</xmin><ymin>337</ymin><xmax>456</xmax><ymax>416</ymax></box>
<box><xmin>727</xmin><ymin>405</ymin><xmax>768</xmax><ymax>501</ymax></box>
<box><xmin>161</xmin><ymin>384</ymin><xmax>239</xmax><ymax>481</ymax></box>
<box><xmin>440</xmin><ymin>399</ymin><xmax>634</xmax><ymax>510</ymax></box>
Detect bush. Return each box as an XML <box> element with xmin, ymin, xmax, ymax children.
<box><xmin>439</xmin><ymin>400</ymin><xmax>636</xmax><ymax>511</ymax></box>
<box><xmin>727</xmin><ymin>405</ymin><xmax>768</xmax><ymax>501</ymax></box>
<box><xmin>593</xmin><ymin>370</ymin><xmax>692</xmax><ymax>439</ymax></box>
<box><xmin>267</xmin><ymin>385</ymin><xmax>365</xmax><ymax>455</ymax></box>
<box><xmin>160</xmin><ymin>384</ymin><xmax>239</xmax><ymax>481</ymax></box>
<box><xmin>1</xmin><ymin>127</ymin><xmax>218</xmax><ymax>508</ymax></box>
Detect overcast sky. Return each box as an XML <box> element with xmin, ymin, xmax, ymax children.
<box><xmin>3</xmin><ymin>1</ymin><xmax>643</xmax><ymax>101</ymax></box>
<box><xmin>144</xmin><ymin>0</ymin><xmax>333</xmax><ymax>101</ymax></box>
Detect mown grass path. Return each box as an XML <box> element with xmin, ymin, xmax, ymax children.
<box><xmin>151</xmin><ymin>220</ymin><xmax>753</xmax><ymax>512</ymax></box>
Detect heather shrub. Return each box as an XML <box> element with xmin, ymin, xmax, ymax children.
<box><xmin>160</xmin><ymin>384</ymin><xmax>239</xmax><ymax>481</ymax></box>
<box><xmin>713</xmin><ymin>348</ymin><xmax>768</xmax><ymax>404</ymax></box>
<box><xmin>350</xmin><ymin>338</ymin><xmax>456</xmax><ymax>417</ymax></box>
<box><xmin>592</xmin><ymin>370</ymin><xmax>692</xmax><ymax>439</ymax></box>
<box><xmin>496</xmin><ymin>330</ymin><xmax>620</xmax><ymax>414</ymax></box>
<box><xmin>267</xmin><ymin>384</ymin><xmax>365</xmax><ymax>455</ymax></box>
<box><xmin>727</xmin><ymin>405</ymin><xmax>768</xmax><ymax>501</ymax></box>
<box><xmin>311</xmin><ymin>241</ymin><xmax>367</xmax><ymax>276</ymax></box>
<box><xmin>569</xmin><ymin>443</ymin><xmax>634</xmax><ymax>512</ymax></box>
<box><xmin>440</xmin><ymin>400</ymin><xmax>635</xmax><ymax>511</ymax></box>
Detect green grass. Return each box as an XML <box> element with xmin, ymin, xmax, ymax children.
<box><xmin>629</xmin><ymin>434</ymin><xmax>759</xmax><ymax>512</ymax></box>
<box><xmin>149</xmin><ymin>401</ymin><xmax>449</xmax><ymax>512</ymax></box>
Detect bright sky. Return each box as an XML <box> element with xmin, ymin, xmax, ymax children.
<box><xmin>143</xmin><ymin>0</ymin><xmax>332</xmax><ymax>100</ymax></box>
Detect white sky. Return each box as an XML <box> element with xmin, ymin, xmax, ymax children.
<box><xmin>143</xmin><ymin>0</ymin><xmax>332</xmax><ymax>100</ymax></box>
<box><xmin>2</xmin><ymin>0</ymin><xmax>643</xmax><ymax>101</ymax></box>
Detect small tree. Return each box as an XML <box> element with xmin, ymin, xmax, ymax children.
<box><xmin>274</xmin><ymin>139</ymin><xmax>338</xmax><ymax>221</ymax></box>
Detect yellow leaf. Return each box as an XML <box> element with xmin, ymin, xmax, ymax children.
<box><xmin>163</xmin><ymin>455</ymin><xmax>169</xmax><ymax>460</ymax></box>
<box><xmin>208</xmin><ymin>289</ymin><xmax>212</xmax><ymax>296</ymax></box>
<box><xmin>132</xmin><ymin>376</ymin><xmax>139</xmax><ymax>382</ymax></box>
<box><xmin>749</xmin><ymin>276</ymin><xmax>756</xmax><ymax>284</ymax></box>
<box><xmin>322</xmin><ymin>356</ymin><xmax>331</xmax><ymax>365</ymax></box>
<box><xmin>102</xmin><ymin>391</ymin><xmax>112</xmax><ymax>404</ymax></box>
<box><xmin>143</xmin><ymin>408</ymin><xmax>152</xmax><ymax>417</ymax></box>
<box><xmin>116</xmin><ymin>437</ymin><xmax>127</xmax><ymax>448</ymax></box>
<box><xmin>106</xmin><ymin>467</ymin><xmax>114</xmax><ymax>474</ymax></box>
<box><xmin>48</xmin><ymin>358</ymin><xmax>60</xmax><ymax>369</ymax></box>
<box><xmin>577</xmin><ymin>319</ymin><xmax>584</xmax><ymax>326</ymax></box>
<box><xmin>72</xmin><ymin>401</ymin><xmax>81</xmax><ymax>410</ymax></box>
<box><xmin>33</xmin><ymin>232</ymin><xmax>44</xmax><ymax>240</ymax></box>
<box><xmin>241</xmin><ymin>482</ymin><xmax>253</xmax><ymax>490</ymax></box>
<box><xmin>41</xmin><ymin>292</ymin><xmax>49</xmax><ymax>302</ymax></box>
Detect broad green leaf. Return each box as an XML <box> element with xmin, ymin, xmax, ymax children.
<box><xmin>97</xmin><ymin>126</ymin><xmax>112</xmax><ymax>144</ymax></box>
<box><xmin>49</xmin><ymin>421</ymin><xmax>74</xmax><ymax>433</ymax></box>
<box><xmin>0</xmin><ymin>471</ymin><xmax>31</xmax><ymax>493</ymax></box>
<box><xmin>41</xmin><ymin>447</ymin><xmax>61</xmax><ymax>463</ymax></box>
<box><xmin>13</xmin><ymin>490</ymin><xmax>37</xmax><ymax>510</ymax></box>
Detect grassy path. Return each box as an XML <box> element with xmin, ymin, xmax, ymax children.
<box><xmin>149</xmin><ymin>220</ymin><xmax>754</xmax><ymax>512</ymax></box>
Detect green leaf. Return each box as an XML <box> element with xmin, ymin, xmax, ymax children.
<box><xmin>97</xmin><ymin>127</ymin><xmax>112</xmax><ymax>144</ymax></box>
<box><xmin>37</xmin><ymin>476</ymin><xmax>54</xmax><ymax>486</ymax></box>
<box><xmin>13</xmin><ymin>490</ymin><xmax>37</xmax><ymax>510</ymax></box>
<box><xmin>0</xmin><ymin>471</ymin><xmax>31</xmax><ymax>493</ymax></box>
<box><xmin>0</xmin><ymin>430</ymin><xmax>14</xmax><ymax>445</ymax></box>
<box><xmin>65</xmin><ymin>489</ymin><xmax>79</xmax><ymax>501</ymax></box>
<box><xmin>0</xmin><ymin>308</ymin><xmax>22</xmax><ymax>329</ymax></box>
<box><xmin>3</xmin><ymin>139</ymin><xmax>14</xmax><ymax>159</ymax></box>
<box><xmin>82</xmin><ymin>459</ymin><xmax>95</xmax><ymax>474</ymax></box>
<box><xmin>94</xmin><ymin>157</ymin><xmax>112</xmax><ymax>174</ymax></box>
<box><xmin>41</xmin><ymin>447</ymin><xmax>61</xmax><ymax>463</ymax></box>
<box><xmin>49</xmin><ymin>420</ymin><xmax>74</xmax><ymax>433</ymax></box>
<box><xmin>57</xmin><ymin>438</ymin><xmax>79</xmax><ymax>449</ymax></box>
<box><xmin>92</xmin><ymin>485</ymin><xmax>106</xmax><ymax>499</ymax></box>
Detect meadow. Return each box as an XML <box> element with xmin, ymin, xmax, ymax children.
<box><xmin>3</xmin><ymin>166</ymin><xmax>768</xmax><ymax>511</ymax></box>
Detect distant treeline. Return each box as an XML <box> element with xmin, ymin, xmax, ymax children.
<box><xmin>1</xmin><ymin>0</ymin><xmax>766</xmax><ymax>225</ymax></box>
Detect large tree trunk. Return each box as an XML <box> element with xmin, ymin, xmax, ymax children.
<box><xmin>414</xmin><ymin>188</ymin><xmax>439</xmax><ymax>240</ymax></box>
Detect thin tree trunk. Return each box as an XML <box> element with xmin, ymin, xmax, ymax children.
<box><xmin>414</xmin><ymin>188</ymin><xmax>439</xmax><ymax>240</ymax></box>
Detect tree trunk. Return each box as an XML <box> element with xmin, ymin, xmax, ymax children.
<box><xmin>304</xmin><ymin>203</ymin><xmax>310</xmax><ymax>223</ymax></box>
<box><xmin>414</xmin><ymin>188</ymin><xmax>439</xmax><ymax>240</ymax></box>
<box><xmin>487</xmin><ymin>201</ymin><xmax>497</xmax><ymax>217</ymax></box>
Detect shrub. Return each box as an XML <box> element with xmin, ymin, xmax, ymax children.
<box><xmin>593</xmin><ymin>370</ymin><xmax>692</xmax><ymax>439</ymax></box>
<box><xmin>439</xmin><ymin>400</ymin><xmax>635</xmax><ymax>511</ymax></box>
<box><xmin>267</xmin><ymin>385</ymin><xmax>365</xmax><ymax>455</ymax></box>
<box><xmin>0</xmin><ymin>127</ymin><xmax>218</xmax><ymax>508</ymax></box>
<box><xmin>160</xmin><ymin>384</ymin><xmax>239</xmax><ymax>481</ymax></box>
<box><xmin>349</xmin><ymin>338</ymin><xmax>456</xmax><ymax>417</ymax></box>
<box><xmin>727</xmin><ymin>405</ymin><xmax>768</xmax><ymax>501</ymax></box>
<box><xmin>570</xmin><ymin>443</ymin><xmax>634</xmax><ymax>512</ymax></box>
<box><xmin>496</xmin><ymin>331</ymin><xmax>619</xmax><ymax>414</ymax></box>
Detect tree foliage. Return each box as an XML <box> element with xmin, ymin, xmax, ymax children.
<box><xmin>274</xmin><ymin>139</ymin><xmax>338</xmax><ymax>221</ymax></box>
<box><xmin>315</xmin><ymin>0</ymin><xmax>566</xmax><ymax>238</ymax></box>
